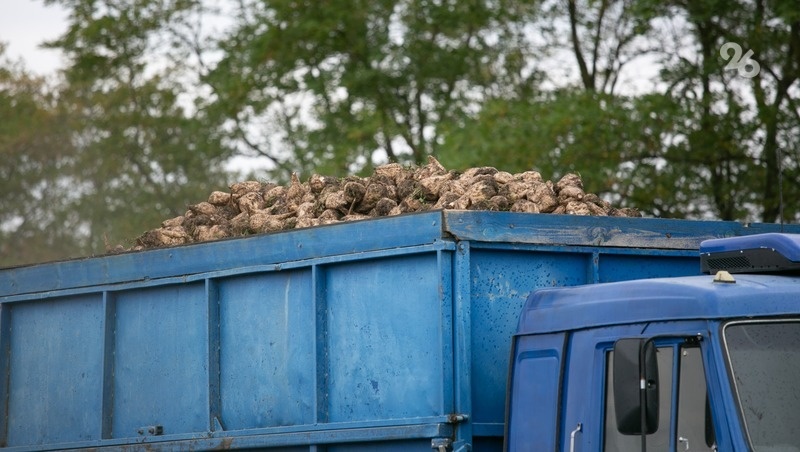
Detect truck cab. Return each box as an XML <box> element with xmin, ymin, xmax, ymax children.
<box><xmin>506</xmin><ymin>233</ymin><xmax>800</xmax><ymax>451</ymax></box>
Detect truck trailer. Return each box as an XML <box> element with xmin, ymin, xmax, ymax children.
<box><xmin>0</xmin><ymin>210</ymin><xmax>798</xmax><ymax>451</ymax></box>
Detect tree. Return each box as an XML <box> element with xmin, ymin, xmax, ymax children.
<box><xmin>5</xmin><ymin>0</ymin><xmax>798</xmax><ymax>269</ymax></box>
<box><xmin>651</xmin><ymin>0</ymin><xmax>800</xmax><ymax>221</ymax></box>
<box><xmin>438</xmin><ymin>0</ymin><xmax>670</xmax><ymax>212</ymax></box>
<box><xmin>41</xmin><ymin>0</ymin><xmax>234</xmax><ymax>255</ymax></box>
<box><xmin>0</xmin><ymin>44</ymin><xmax>81</xmax><ymax>266</ymax></box>
<box><xmin>205</xmin><ymin>0</ymin><xmax>540</xmax><ymax>180</ymax></box>
<box><xmin>443</xmin><ymin>0</ymin><xmax>800</xmax><ymax>221</ymax></box>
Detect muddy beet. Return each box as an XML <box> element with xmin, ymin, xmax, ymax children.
<box><xmin>132</xmin><ymin>157</ymin><xmax>640</xmax><ymax>250</ymax></box>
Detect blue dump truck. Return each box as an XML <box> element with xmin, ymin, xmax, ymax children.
<box><xmin>1</xmin><ymin>210</ymin><xmax>800</xmax><ymax>451</ymax></box>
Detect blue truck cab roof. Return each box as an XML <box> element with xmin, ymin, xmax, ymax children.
<box><xmin>518</xmin><ymin>273</ymin><xmax>800</xmax><ymax>335</ymax></box>
<box><xmin>519</xmin><ymin>232</ymin><xmax>800</xmax><ymax>335</ymax></box>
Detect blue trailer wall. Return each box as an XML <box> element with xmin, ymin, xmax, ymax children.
<box><xmin>0</xmin><ymin>211</ymin><xmax>797</xmax><ymax>451</ymax></box>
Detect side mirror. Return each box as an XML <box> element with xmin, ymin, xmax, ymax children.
<box><xmin>613</xmin><ymin>338</ymin><xmax>659</xmax><ymax>435</ymax></box>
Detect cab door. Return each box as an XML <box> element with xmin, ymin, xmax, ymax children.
<box><xmin>561</xmin><ymin>322</ymin><xmax>721</xmax><ymax>452</ymax></box>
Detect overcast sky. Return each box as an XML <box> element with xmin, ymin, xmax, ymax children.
<box><xmin>1</xmin><ymin>0</ymin><xmax>68</xmax><ymax>75</ymax></box>
<box><xmin>1</xmin><ymin>1</ymin><xmax>663</xmax><ymax>91</ymax></box>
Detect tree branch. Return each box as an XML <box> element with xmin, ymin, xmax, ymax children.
<box><xmin>590</xmin><ymin>0</ymin><xmax>608</xmax><ymax>85</ymax></box>
<box><xmin>567</xmin><ymin>0</ymin><xmax>594</xmax><ymax>91</ymax></box>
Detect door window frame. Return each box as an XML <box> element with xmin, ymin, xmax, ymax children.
<box><xmin>602</xmin><ymin>336</ymin><xmax>713</xmax><ymax>451</ymax></box>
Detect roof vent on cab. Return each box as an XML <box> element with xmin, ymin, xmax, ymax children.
<box><xmin>700</xmin><ymin>233</ymin><xmax>800</xmax><ymax>274</ymax></box>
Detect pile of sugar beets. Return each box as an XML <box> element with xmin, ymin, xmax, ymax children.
<box><xmin>133</xmin><ymin>157</ymin><xmax>640</xmax><ymax>250</ymax></box>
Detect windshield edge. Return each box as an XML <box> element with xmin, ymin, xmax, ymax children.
<box><xmin>721</xmin><ymin>318</ymin><xmax>800</xmax><ymax>451</ymax></box>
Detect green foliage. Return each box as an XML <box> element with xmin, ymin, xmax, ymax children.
<box><xmin>439</xmin><ymin>91</ymin><xmax>625</xmax><ymax>180</ymax></box>
<box><xmin>206</xmin><ymin>0</ymin><xmax>538</xmax><ymax>179</ymax></box>
<box><xmin>0</xmin><ymin>50</ymin><xmax>82</xmax><ymax>266</ymax></box>
<box><xmin>56</xmin><ymin>77</ymin><xmax>233</xmax><ymax>253</ymax></box>
<box><xmin>2</xmin><ymin>0</ymin><xmax>799</xmax><ymax>267</ymax></box>
<box><xmin>439</xmin><ymin>0</ymin><xmax>799</xmax><ymax>221</ymax></box>
<box><xmin>1</xmin><ymin>0</ymin><xmax>235</xmax><ymax>265</ymax></box>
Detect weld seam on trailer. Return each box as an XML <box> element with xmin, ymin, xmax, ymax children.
<box><xmin>0</xmin><ymin>242</ymin><xmax>458</xmax><ymax>305</ymax></box>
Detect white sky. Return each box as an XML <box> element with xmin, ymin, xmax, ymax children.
<box><xmin>0</xmin><ymin>0</ymin><xmax>68</xmax><ymax>75</ymax></box>
<box><xmin>0</xmin><ymin>0</ymin><xmax>272</xmax><ymax>175</ymax></box>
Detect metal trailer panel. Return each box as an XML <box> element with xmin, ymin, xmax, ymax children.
<box><xmin>461</xmin><ymin>242</ymin><xmax>702</xmax><ymax>445</ymax></box>
<box><xmin>6</xmin><ymin>295</ymin><xmax>105</xmax><ymax>446</ymax></box>
<box><xmin>441</xmin><ymin>211</ymin><xmax>795</xmax><ymax>249</ymax></box>
<box><xmin>2</xmin><ymin>248</ymin><xmax>455</xmax><ymax>451</ymax></box>
<box><xmin>0</xmin><ymin>211</ymin><xmax>797</xmax><ymax>451</ymax></box>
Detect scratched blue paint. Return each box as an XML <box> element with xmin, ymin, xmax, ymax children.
<box><xmin>325</xmin><ymin>253</ymin><xmax>445</xmax><ymax>422</ymax></box>
<box><xmin>598</xmin><ymin>253</ymin><xmax>698</xmax><ymax>282</ymax></box>
<box><xmin>112</xmin><ymin>283</ymin><xmax>209</xmax><ymax>437</ymax></box>
<box><xmin>467</xmin><ymin>247</ymin><xmax>594</xmax><ymax>429</ymax></box>
<box><xmin>218</xmin><ymin>270</ymin><xmax>316</xmax><ymax>430</ymax></box>
<box><xmin>465</xmin><ymin>244</ymin><xmax>703</xmax><ymax>436</ymax></box>
<box><xmin>6</xmin><ymin>295</ymin><xmax>104</xmax><ymax>446</ymax></box>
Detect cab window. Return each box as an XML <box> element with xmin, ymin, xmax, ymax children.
<box><xmin>604</xmin><ymin>344</ymin><xmax>714</xmax><ymax>451</ymax></box>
